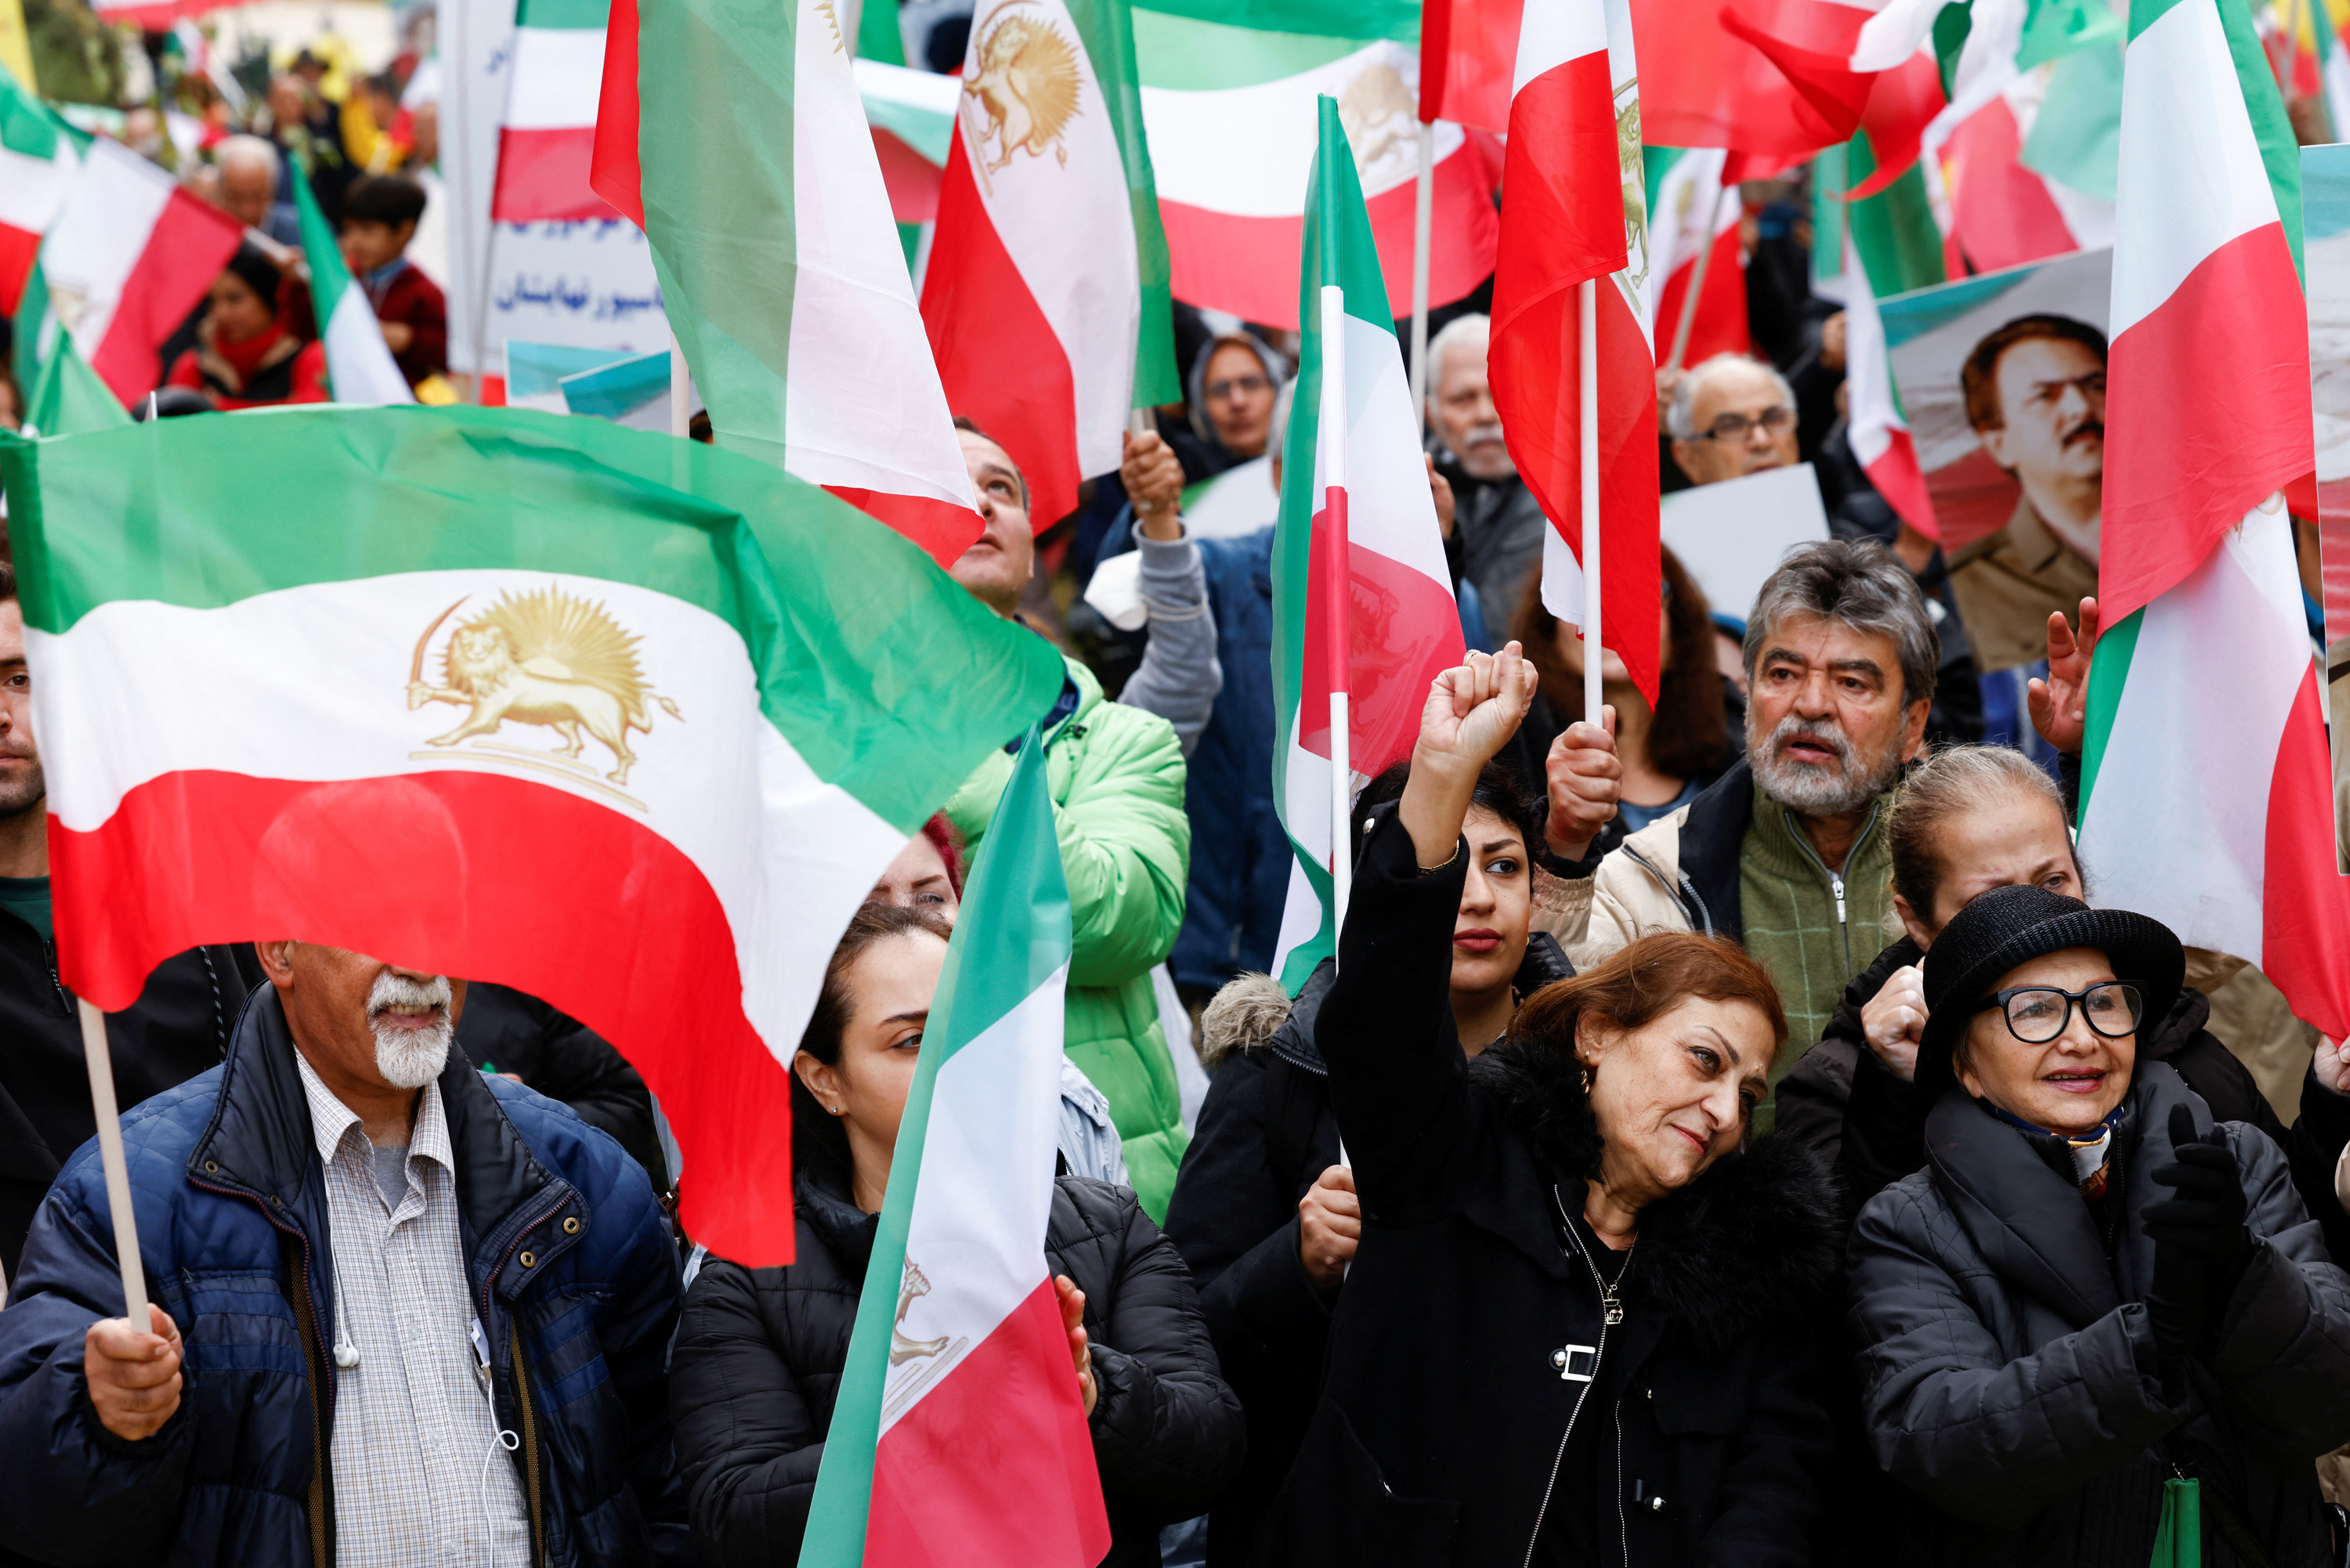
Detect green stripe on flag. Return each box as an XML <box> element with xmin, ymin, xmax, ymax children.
<box><xmin>25</xmin><ymin>338</ymin><xmax>126</xmax><ymax>436</ymax></box>
<box><xmin>2077</xmin><ymin>605</ymin><xmax>2146</xmax><ymax>818</ymax></box>
<box><xmin>1139</xmin><ymin>0</ymin><xmax>1415</xmax><ymax>45</ymax></box>
<box><xmin>291</xmin><ymin>157</ymin><xmax>353</xmax><ymax>328</ymax></box>
<box><xmin>1072</xmin><ymin>0</ymin><xmax>1180</xmax><ymax>406</ymax></box>
<box><xmin>854</xmin><ymin>0</ymin><xmax>905</xmax><ymax>64</ymax></box>
<box><xmin>2019</xmin><ymin>0</ymin><xmax>2122</xmax><ymax>69</ymax></box>
<box><xmin>2217</xmin><ymin>0</ymin><xmax>2305</xmax><ymax>284</ymax></box>
<box><xmin>515</xmin><ymin>0</ymin><xmax>609</xmax><ymax>28</ymax></box>
<box><xmin>1314</xmin><ymin>96</ymin><xmax>1397</xmax><ymax>335</ymax></box>
<box><xmin>0</xmin><ymin>66</ymin><xmax>59</xmax><ymax>158</ymax></box>
<box><xmin>1846</xmin><ymin>136</ymin><xmax>1947</xmax><ymax>298</ymax></box>
<box><xmin>10</xmin><ymin>259</ymin><xmax>49</xmax><ymax>392</ymax></box>
<box><xmin>0</xmin><ymin>408</ymin><xmax>1064</xmax><ymax>830</ymax></box>
<box><xmin>1132</xmin><ymin>8</ymin><xmax>1390</xmax><ymax>88</ymax></box>
<box><xmin>797</xmin><ymin>728</ymin><xmax>1072</xmax><ymax>1568</ymax></box>
<box><xmin>1935</xmin><ymin>0</ymin><xmax>1974</xmax><ymax>96</ymax></box>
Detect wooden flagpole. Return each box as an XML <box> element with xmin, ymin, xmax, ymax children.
<box><xmin>78</xmin><ymin>999</ymin><xmax>150</xmax><ymax>1329</ymax></box>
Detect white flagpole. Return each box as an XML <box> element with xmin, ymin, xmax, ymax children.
<box><xmin>1580</xmin><ymin>278</ymin><xmax>1602</xmax><ymax>724</ymax></box>
<box><xmin>1408</xmin><ymin>121</ymin><xmax>1436</xmax><ymax>432</ymax></box>
<box><xmin>670</xmin><ymin>325</ymin><xmax>690</xmax><ymax>440</ymax></box>
<box><xmin>1321</xmin><ymin>281</ymin><xmax>1353</xmax><ymax>950</ymax></box>
<box><xmin>1665</xmin><ymin>178</ymin><xmax>1732</xmax><ymax>376</ymax></box>
<box><xmin>78</xmin><ymin>999</ymin><xmax>150</xmax><ymax>1330</ymax></box>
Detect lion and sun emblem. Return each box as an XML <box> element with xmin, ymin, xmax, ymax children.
<box><xmin>960</xmin><ymin>1</ymin><xmax>1084</xmax><ymax>193</ymax></box>
<box><xmin>407</xmin><ymin>584</ymin><xmax>682</xmax><ymax>798</ymax></box>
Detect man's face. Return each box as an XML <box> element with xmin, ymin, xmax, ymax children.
<box><xmin>340</xmin><ymin>219</ymin><xmax>410</xmax><ymax>276</ymax></box>
<box><xmin>261</xmin><ymin>941</ymin><xmax>468</xmax><ymax>1094</ymax></box>
<box><xmin>1434</xmin><ymin>338</ymin><xmax>1513</xmax><ymax>481</ymax></box>
<box><xmin>1977</xmin><ymin>336</ymin><xmax>2105</xmax><ymax>495</ymax></box>
<box><xmin>947</xmin><ymin>430</ymin><xmax>1035</xmax><ymax>616</ymax></box>
<box><xmin>218</xmin><ymin>159</ymin><xmax>275</xmax><ymax>229</ymax></box>
<box><xmin>1746</xmin><ymin>612</ymin><xmax>1929</xmax><ymax>818</ymax></box>
<box><xmin>1202</xmin><ymin>344</ymin><xmax>1274</xmax><ymax>458</ymax></box>
<box><xmin>1671</xmin><ymin>361</ymin><xmax>1799</xmax><ymax>486</ymax></box>
<box><xmin>0</xmin><ymin>601</ymin><xmax>43</xmax><ymax>822</ymax></box>
<box><xmin>269</xmin><ymin>78</ymin><xmax>306</xmax><ymax>130</ymax></box>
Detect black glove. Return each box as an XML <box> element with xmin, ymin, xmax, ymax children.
<box><xmin>2144</xmin><ymin>1104</ymin><xmax>2254</xmax><ymax>1336</ymax></box>
<box><xmin>2143</xmin><ymin>1237</ymin><xmax>2207</xmax><ymax>1378</ymax></box>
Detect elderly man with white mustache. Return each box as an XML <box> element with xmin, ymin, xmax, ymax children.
<box><xmin>0</xmin><ymin>941</ymin><xmax>690</xmax><ymax>1567</ymax></box>
<box><xmin>1540</xmin><ymin>538</ymin><xmax>1936</xmax><ymax>1126</ymax></box>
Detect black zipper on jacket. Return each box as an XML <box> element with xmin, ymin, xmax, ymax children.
<box><xmin>41</xmin><ymin>936</ymin><xmax>70</xmax><ymax>1015</ymax></box>
<box><xmin>1781</xmin><ymin>799</ymin><xmax>1881</xmax><ymax>977</ymax></box>
<box><xmin>1524</xmin><ymin>1187</ymin><xmax>1631</xmax><ymax>1568</ymax></box>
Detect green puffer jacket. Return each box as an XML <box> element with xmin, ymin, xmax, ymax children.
<box><xmin>945</xmin><ymin>658</ymin><xmax>1192</xmax><ymax>1219</ymax></box>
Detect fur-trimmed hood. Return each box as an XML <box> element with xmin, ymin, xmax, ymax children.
<box><xmin>1469</xmin><ymin>1039</ymin><xmax>1846</xmax><ymax>1357</ymax></box>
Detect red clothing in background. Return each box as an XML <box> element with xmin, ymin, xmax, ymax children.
<box><xmin>166</xmin><ymin>323</ymin><xmax>331</xmax><ymax>410</ymax></box>
<box><xmin>363</xmin><ymin>258</ymin><xmax>448</xmax><ymax>385</ymax></box>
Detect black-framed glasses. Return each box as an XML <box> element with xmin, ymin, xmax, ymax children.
<box><xmin>1972</xmin><ymin>981</ymin><xmax>2144</xmax><ymax>1044</ymax></box>
<box><xmin>1205</xmin><ymin>374</ymin><xmax>1271</xmax><ymax>402</ymax></box>
<box><xmin>1698</xmin><ymin>406</ymin><xmax>1795</xmax><ymax>443</ymax></box>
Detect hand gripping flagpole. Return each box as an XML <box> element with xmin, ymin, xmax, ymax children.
<box><xmin>1408</xmin><ymin>121</ymin><xmax>1435</xmax><ymax>432</ymax></box>
<box><xmin>78</xmin><ymin>999</ymin><xmax>151</xmax><ymax>1330</ymax></box>
<box><xmin>1580</xmin><ymin>278</ymin><xmax>1602</xmax><ymax>724</ymax></box>
<box><xmin>1321</xmin><ymin>281</ymin><xmax>1353</xmax><ymax>953</ymax></box>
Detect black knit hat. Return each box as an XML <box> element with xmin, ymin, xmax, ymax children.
<box><xmin>1916</xmin><ymin>883</ymin><xmax>2184</xmax><ymax>1097</ymax></box>
<box><xmin>222</xmin><ymin>243</ymin><xmax>284</xmax><ymax>309</ymax></box>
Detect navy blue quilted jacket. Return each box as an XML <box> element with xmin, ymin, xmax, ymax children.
<box><xmin>0</xmin><ymin>984</ymin><xmax>689</xmax><ymax>1567</ymax></box>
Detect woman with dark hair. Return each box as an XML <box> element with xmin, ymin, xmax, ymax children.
<box><xmin>1235</xmin><ymin>643</ymin><xmax>1841</xmax><ymax>1566</ymax></box>
<box><xmin>1505</xmin><ymin>544</ymin><xmax>1734</xmax><ymax>861</ymax></box>
<box><xmin>668</xmin><ymin>903</ymin><xmax>1243</xmax><ymax>1568</ymax></box>
<box><xmin>164</xmin><ymin>244</ymin><xmax>328</xmax><ymax>410</ymax></box>
<box><xmin>1162</xmin><ymin>755</ymin><xmax>1574</xmax><ymax>1562</ymax></box>
<box><xmin>1848</xmin><ymin>883</ymin><xmax>2350</xmax><ymax>1566</ymax></box>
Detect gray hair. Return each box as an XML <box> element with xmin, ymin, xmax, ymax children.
<box><xmin>1743</xmin><ymin>538</ymin><xmax>1939</xmax><ymax>707</ymax></box>
<box><xmin>1667</xmin><ymin>352</ymin><xmax>1797</xmax><ymax>442</ymax></box>
<box><xmin>1423</xmin><ymin>313</ymin><xmax>1491</xmax><ymax>415</ymax></box>
<box><xmin>1887</xmin><ymin>744</ymin><xmax>2082</xmax><ymax>923</ymax></box>
<box><xmin>216</xmin><ymin>135</ymin><xmax>280</xmax><ymax>189</ymax></box>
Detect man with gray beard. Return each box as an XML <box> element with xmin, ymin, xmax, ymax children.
<box><xmin>0</xmin><ymin>934</ymin><xmax>689</xmax><ymax>1566</ymax></box>
<box><xmin>1540</xmin><ymin>539</ymin><xmax>1936</xmax><ymax>1120</ymax></box>
<box><xmin>1426</xmin><ymin>313</ymin><xmax>1549</xmax><ymax>645</ymax></box>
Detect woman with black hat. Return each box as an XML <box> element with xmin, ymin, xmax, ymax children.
<box><xmin>1849</xmin><ymin>883</ymin><xmax>2350</xmax><ymax>1566</ymax></box>
<box><xmin>164</xmin><ymin>244</ymin><xmax>328</xmax><ymax>410</ymax></box>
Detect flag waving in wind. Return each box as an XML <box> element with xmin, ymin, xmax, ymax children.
<box><xmin>798</xmin><ymin>730</ymin><xmax>1108</xmax><ymax>1568</ymax></box>
<box><xmin>0</xmin><ymin>66</ymin><xmax>76</xmax><ymax>316</ymax></box>
<box><xmin>1270</xmin><ymin>96</ymin><xmax>1465</xmax><ymax>990</ymax></box>
<box><xmin>291</xmin><ymin>167</ymin><xmax>414</xmax><ymax>406</ymax></box>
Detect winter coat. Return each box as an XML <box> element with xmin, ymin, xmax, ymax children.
<box><xmin>668</xmin><ymin>1167</ymin><xmax>1246</xmax><ymax>1568</ymax></box>
<box><xmin>1161</xmin><ymin>929</ymin><xmax>1576</xmax><ymax>1564</ymax></box>
<box><xmin>0</xmin><ymin>985</ymin><xmax>689</xmax><ymax>1568</ymax></box>
<box><xmin>2290</xmin><ymin>1068</ymin><xmax>2350</xmax><ymax>1266</ymax></box>
<box><xmin>1548</xmin><ymin>759</ymin><xmax>1758</xmax><ymax>955</ymax></box>
<box><xmin>0</xmin><ymin>906</ymin><xmax>255</xmax><ymax>1281</ymax></box>
<box><xmin>945</xmin><ymin>657</ymin><xmax>1192</xmax><ymax>1219</ymax></box>
<box><xmin>457</xmin><ymin>980</ymin><xmax>672</xmax><ymax>1195</ymax></box>
<box><xmin>1847</xmin><ymin>1064</ymin><xmax>2350</xmax><ymax>1566</ymax></box>
<box><xmin>1253</xmin><ymin>807</ymin><xmax>1841</xmax><ymax>1567</ymax></box>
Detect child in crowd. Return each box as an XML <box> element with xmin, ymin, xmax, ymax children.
<box><xmin>338</xmin><ymin>173</ymin><xmax>446</xmax><ymax>386</ymax></box>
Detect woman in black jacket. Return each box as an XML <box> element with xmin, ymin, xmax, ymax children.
<box><xmin>1253</xmin><ymin>643</ymin><xmax>1841</xmax><ymax>1566</ymax></box>
<box><xmin>1848</xmin><ymin>883</ymin><xmax>2350</xmax><ymax>1566</ymax></box>
<box><xmin>667</xmin><ymin>903</ymin><xmax>1243</xmax><ymax>1567</ymax></box>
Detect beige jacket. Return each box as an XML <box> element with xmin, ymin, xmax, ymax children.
<box><xmin>1535</xmin><ymin>801</ymin><xmax>1708</xmax><ymax>965</ymax></box>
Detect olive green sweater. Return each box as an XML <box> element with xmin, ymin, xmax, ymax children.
<box><xmin>1738</xmin><ymin>790</ymin><xmax>1894</xmax><ymax>1100</ymax></box>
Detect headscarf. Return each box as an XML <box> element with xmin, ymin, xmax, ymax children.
<box><xmin>1184</xmin><ymin>331</ymin><xmax>1289</xmax><ymax>452</ymax></box>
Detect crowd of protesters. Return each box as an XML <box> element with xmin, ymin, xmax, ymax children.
<box><xmin>7</xmin><ymin>54</ymin><xmax>2350</xmax><ymax>1568</ymax></box>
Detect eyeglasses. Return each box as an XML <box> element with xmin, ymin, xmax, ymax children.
<box><xmin>1972</xmin><ymin>981</ymin><xmax>2144</xmax><ymax>1044</ymax></box>
<box><xmin>1697</xmin><ymin>406</ymin><xmax>1795</xmax><ymax>443</ymax></box>
<box><xmin>1205</xmin><ymin>374</ymin><xmax>1271</xmax><ymax>402</ymax></box>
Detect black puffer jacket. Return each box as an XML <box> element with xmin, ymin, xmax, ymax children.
<box><xmin>1253</xmin><ymin>810</ymin><xmax>1840</xmax><ymax>1567</ymax></box>
<box><xmin>669</xmin><ymin>1167</ymin><xmax>1245</xmax><ymax>1568</ymax></box>
<box><xmin>1162</xmin><ymin>933</ymin><xmax>1574</xmax><ymax>1564</ymax></box>
<box><xmin>1848</xmin><ymin>1065</ymin><xmax>2350</xmax><ymax>1566</ymax></box>
<box><xmin>457</xmin><ymin>981</ymin><xmax>671</xmax><ymax>1196</ymax></box>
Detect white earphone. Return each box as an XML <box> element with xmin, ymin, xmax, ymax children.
<box><xmin>331</xmin><ymin>1271</ymin><xmax>360</xmax><ymax>1369</ymax></box>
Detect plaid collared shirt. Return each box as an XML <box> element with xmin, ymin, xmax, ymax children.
<box><xmin>298</xmin><ymin>1053</ymin><xmax>533</xmax><ymax>1568</ymax></box>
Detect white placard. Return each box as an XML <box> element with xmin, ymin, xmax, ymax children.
<box><xmin>1658</xmin><ymin>463</ymin><xmax>1832</xmax><ymax>626</ymax></box>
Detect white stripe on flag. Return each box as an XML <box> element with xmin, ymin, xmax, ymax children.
<box><xmin>1513</xmin><ymin>0</ymin><xmax>1608</xmax><ymax>92</ymax></box>
<box><xmin>324</xmin><ymin>284</ymin><xmax>418</xmax><ymax>406</ymax></box>
<box><xmin>504</xmin><ymin>27</ymin><xmax>607</xmax><ymax>130</ymax></box>
<box><xmin>40</xmin><ymin>142</ymin><xmax>171</xmax><ymax>363</ymax></box>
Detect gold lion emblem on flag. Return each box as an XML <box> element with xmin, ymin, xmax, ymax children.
<box><xmin>962</xmin><ymin>2</ymin><xmax>1083</xmax><ymax>189</ymax></box>
<box><xmin>1616</xmin><ymin>78</ymin><xmax>1650</xmax><ymax>290</ymax></box>
<box><xmin>407</xmin><ymin>584</ymin><xmax>682</xmax><ymax>788</ymax></box>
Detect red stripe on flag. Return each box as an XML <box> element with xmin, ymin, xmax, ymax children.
<box><xmin>823</xmin><ymin>485</ymin><xmax>985</xmax><ymax>569</ymax></box>
<box><xmin>922</xmin><ymin>141</ymin><xmax>1083</xmax><ymax>529</ymax></box>
<box><xmin>1860</xmin><ymin>427</ymin><xmax>1940</xmax><ymax>540</ymax></box>
<box><xmin>1420</xmin><ymin>0</ymin><xmax>1527</xmax><ymax>132</ymax></box>
<box><xmin>90</xmin><ymin>190</ymin><xmax>242</xmax><ymax>406</ymax></box>
<box><xmin>867</xmin><ymin>1279</ymin><xmax>1111</xmax><ymax>1568</ymax></box>
<box><xmin>1296</xmin><ymin>513</ymin><xmax>1467</xmax><ymax>777</ymax></box>
<box><xmin>1716</xmin><ymin>6</ymin><xmax>1874</xmax><ymax>157</ymax></box>
<box><xmin>2102</xmin><ymin>222</ymin><xmax>2313</xmax><ymax>623</ymax></box>
<box><xmin>1161</xmin><ymin>143</ymin><xmax>1501</xmax><ymax>331</ymax></box>
<box><xmin>49</xmin><ymin>768</ymin><xmax>799</xmax><ymax>1265</ymax></box>
<box><xmin>1654</xmin><ymin>224</ymin><xmax>1750</xmax><ymax>369</ymax></box>
<box><xmin>875</xmin><ymin>128</ymin><xmax>944</xmax><ymax>224</ymax></box>
<box><xmin>0</xmin><ymin>222</ymin><xmax>38</xmax><ymax>318</ymax></box>
<box><xmin>2261</xmin><ymin>667</ymin><xmax>2350</xmax><ymax>1040</ymax></box>
<box><xmin>1496</xmin><ymin>50</ymin><xmax>1626</xmax><ymax>293</ymax></box>
<box><xmin>1846</xmin><ymin>51</ymin><xmax>1947</xmax><ymax>200</ymax></box>
<box><xmin>494</xmin><ymin>128</ymin><xmax>622</xmax><ymax>224</ymax></box>
<box><xmin>1944</xmin><ymin>98</ymin><xmax>2075</xmax><ymax>273</ymax></box>
<box><xmin>589</xmin><ymin>0</ymin><xmax>646</xmax><ymax>228</ymax></box>
<box><xmin>1636</xmin><ymin>0</ymin><xmax>1868</xmax><ymax>157</ymax></box>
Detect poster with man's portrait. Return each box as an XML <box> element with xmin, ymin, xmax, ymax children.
<box><xmin>1879</xmin><ymin>248</ymin><xmax>2111</xmax><ymax>674</ymax></box>
<box><xmin>2301</xmin><ymin>145</ymin><xmax>2350</xmax><ymax>873</ymax></box>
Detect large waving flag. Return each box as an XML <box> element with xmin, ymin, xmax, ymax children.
<box><xmin>592</xmin><ymin>0</ymin><xmax>984</xmax><ymax>565</ymax></box>
<box><xmin>920</xmin><ymin>0</ymin><xmax>1179</xmax><ymax>530</ymax></box>
<box><xmin>22</xmin><ymin>336</ymin><xmax>127</xmax><ymax>436</ymax></box>
<box><xmin>799</xmin><ymin>728</ymin><xmax>1106</xmax><ymax>1568</ymax></box>
<box><xmin>0</xmin><ymin>406</ymin><xmax>1064</xmax><ymax>1265</ymax></box>
<box><xmin>1271</xmin><ymin>96</ymin><xmax>1466</xmax><ymax>990</ymax></box>
<box><xmin>2076</xmin><ymin>0</ymin><xmax>2350</xmax><ymax>1041</ymax></box>
<box><xmin>494</xmin><ymin>0</ymin><xmax>619</xmax><ymax>222</ymax></box>
<box><xmin>858</xmin><ymin>57</ymin><xmax>959</xmax><ymax>228</ymax></box>
<box><xmin>1644</xmin><ymin>146</ymin><xmax>1750</xmax><ymax>367</ymax></box>
<box><xmin>0</xmin><ymin>67</ymin><xmax>76</xmax><ymax>316</ymax></box>
<box><xmin>291</xmin><ymin>164</ymin><xmax>415</xmax><ymax>406</ymax></box>
<box><xmin>1488</xmin><ymin>0</ymin><xmax>1662</xmax><ymax>704</ymax></box>
<box><xmin>1137</xmin><ymin>1</ymin><xmax>1499</xmax><ymax>330</ymax></box>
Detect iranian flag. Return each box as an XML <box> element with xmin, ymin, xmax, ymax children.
<box><xmin>1270</xmin><ymin>96</ymin><xmax>1466</xmax><ymax>988</ymax></box>
<box><xmin>1485</xmin><ymin>0</ymin><xmax>1662</xmax><ymax>704</ymax></box>
<box><xmin>2074</xmin><ymin>0</ymin><xmax>2350</xmax><ymax>1039</ymax></box>
<box><xmin>1817</xmin><ymin>135</ymin><xmax>1944</xmax><ymax>535</ymax></box>
<box><xmin>23</xmin><ymin>336</ymin><xmax>128</xmax><ymax>437</ymax></box>
<box><xmin>593</xmin><ymin>0</ymin><xmax>984</xmax><ymax>565</ymax></box>
<box><xmin>292</xmin><ymin>164</ymin><xmax>414</xmax><ymax>406</ymax></box>
<box><xmin>494</xmin><ymin>0</ymin><xmax>618</xmax><ymax>223</ymax></box>
<box><xmin>39</xmin><ymin>139</ymin><xmax>240</xmax><ymax>406</ymax></box>
<box><xmin>1137</xmin><ymin>1</ymin><xmax>1499</xmax><ymax>331</ymax></box>
<box><xmin>799</xmin><ymin>730</ymin><xmax>1108</xmax><ymax>1568</ymax></box>
<box><xmin>857</xmin><ymin>58</ymin><xmax>958</xmax><ymax>226</ymax></box>
<box><xmin>0</xmin><ymin>67</ymin><xmax>76</xmax><ymax>316</ymax></box>
<box><xmin>920</xmin><ymin>0</ymin><xmax>1178</xmax><ymax>531</ymax></box>
<box><xmin>2314</xmin><ymin>0</ymin><xmax>2350</xmax><ymax>139</ymax></box>
<box><xmin>1644</xmin><ymin>146</ymin><xmax>1750</xmax><ymax>369</ymax></box>
<box><xmin>0</xmin><ymin>406</ymin><xmax>1064</xmax><ymax>1266</ymax></box>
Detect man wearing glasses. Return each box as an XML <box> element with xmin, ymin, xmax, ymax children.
<box><xmin>1947</xmin><ymin>313</ymin><xmax>2107</xmax><ymax>674</ymax></box>
<box><xmin>1665</xmin><ymin>352</ymin><xmax>1804</xmax><ymax>488</ymax></box>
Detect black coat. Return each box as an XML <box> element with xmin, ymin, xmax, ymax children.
<box><xmin>1848</xmin><ymin>1065</ymin><xmax>2350</xmax><ymax>1566</ymax></box>
<box><xmin>0</xmin><ymin>905</ymin><xmax>255</xmax><ymax>1280</ymax></box>
<box><xmin>1253</xmin><ymin>809</ymin><xmax>1840</xmax><ymax>1567</ymax></box>
<box><xmin>669</xmin><ymin>1169</ymin><xmax>1246</xmax><ymax>1568</ymax></box>
<box><xmin>1162</xmin><ymin>933</ymin><xmax>1574</xmax><ymax>1564</ymax></box>
<box><xmin>457</xmin><ymin>981</ymin><xmax>671</xmax><ymax>1195</ymax></box>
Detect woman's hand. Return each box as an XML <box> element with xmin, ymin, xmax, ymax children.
<box><xmin>1860</xmin><ymin>963</ymin><xmax>1926</xmax><ymax>1082</ymax></box>
<box><xmin>1544</xmin><ymin>709</ymin><xmax>1622</xmax><ymax>862</ymax></box>
<box><xmin>1401</xmin><ymin>645</ymin><xmax>1536</xmax><ymax>869</ymax></box>
<box><xmin>1054</xmin><ymin>1274</ymin><xmax>1097</xmax><ymax>1417</ymax></box>
<box><xmin>1297</xmin><ymin>1164</ymin><xmax>1361</xmax><ymax>1292</ymax></box>
<box><xmin>2026</xmin><ymin>597</ymin><xmax>2099</xmax><ymax>756</ymax></box>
